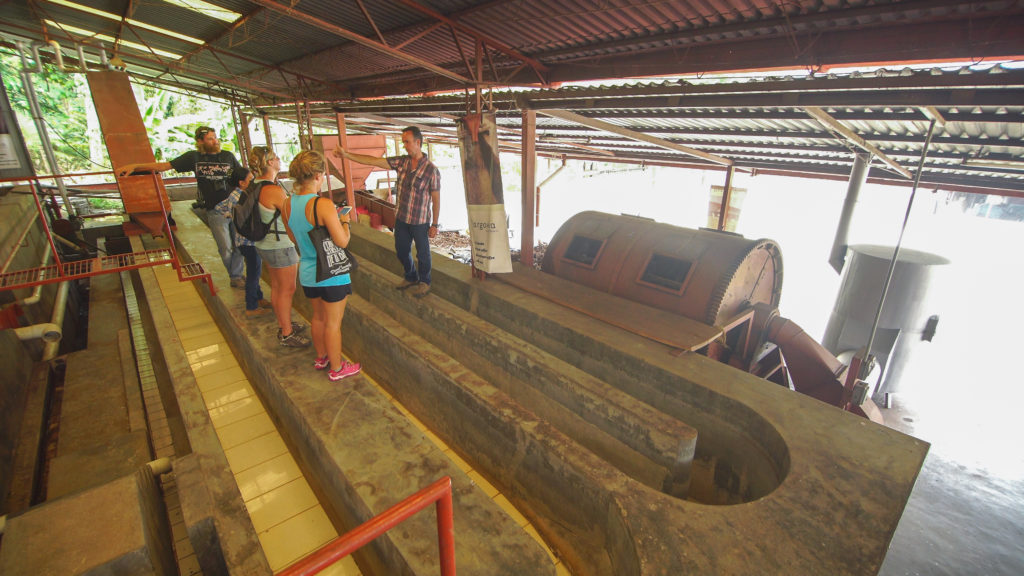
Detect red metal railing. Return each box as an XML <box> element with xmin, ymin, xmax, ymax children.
<box><xmin>278</xmin><ymin>476</ymin><xmax>456</xmax><ymax>576</ymax></box>
<box><xmin>0</xmin><ymin>175</ymin><xmax>214</xmax><ymax>294</ymax></box>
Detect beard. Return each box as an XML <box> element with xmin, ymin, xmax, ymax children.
<box><xmin>201</xmin><ymin>141</ymin><xmax>221</xmax><ymax>154</ymax></box>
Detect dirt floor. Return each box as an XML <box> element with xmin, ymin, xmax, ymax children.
<box><xmin>431</xmin><ymin>230</ymin><xmax>547</xmax><ymax>269</ymax></box>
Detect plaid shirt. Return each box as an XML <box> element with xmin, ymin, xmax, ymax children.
<box><xmin>213</xmin><ymin>187</ymin><xmax>254</xmax><ymax>247</ymax></box>
<box><xmin>387</xmin><ymin>155</ymin><xmax>440</xmax><ymax>225</ymax></box>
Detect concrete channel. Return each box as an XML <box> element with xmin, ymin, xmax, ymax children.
<box><xmin>158</xmin><ymin>200</ymin><xmax>927</xmax><ymax>575</ymax></box>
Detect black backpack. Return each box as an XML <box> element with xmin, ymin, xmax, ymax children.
<box><xmin>232</xmin><ymin>181</ymin><xmax>281</xmax><ymax>241</ymax></box>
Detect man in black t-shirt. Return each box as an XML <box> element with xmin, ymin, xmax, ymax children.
<box><xmin>118</xmin><ymin>126</ymin><xmax>244</xmax><ymax>287</ymax></box>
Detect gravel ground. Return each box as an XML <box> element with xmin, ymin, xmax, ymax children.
<box><xmin>431</xmin><ymin>230</ymin><xmax>547</xmax><ymax>269</ymax></box>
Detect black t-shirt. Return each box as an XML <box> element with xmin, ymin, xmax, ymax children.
<box><xmin>169</xmin><ymin>150</ymin><xmax>242</xmax><ymax>209</ymax></box>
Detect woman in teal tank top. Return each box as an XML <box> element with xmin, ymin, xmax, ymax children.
<box><xmin>284</xmin><ymin>151</ymin><xmax>360</xmax><ymax>382</ymax></box>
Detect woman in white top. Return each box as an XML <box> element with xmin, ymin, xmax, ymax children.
<box><xmin>248</xmin><ymin>146</ymin><xmax>309</xmax><ymax>347</ymax></box>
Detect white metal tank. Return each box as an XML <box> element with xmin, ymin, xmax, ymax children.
<box><xmin>822</xmin><ymin>244</ymin><xmax>949</xmax><ymax>404</ymax></box>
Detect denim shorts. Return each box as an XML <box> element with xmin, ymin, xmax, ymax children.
<box><xmin>256</xmin><ymin>246</ymin><xmax>299</xmax><ymax>269</ymax></box>
<box><xmin>302</xmin><ymin>283</ymin><xmax>352</xmax><ymax>303</ymax></box>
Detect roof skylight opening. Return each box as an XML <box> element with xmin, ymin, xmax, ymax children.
<box><xmin>46</xmin><ymin>0</ymin><xmax>203</xmax><ymax>44</ymax></box>
<box><xmin>159</xmin><ymin>0</ymin><xmax>240</xmax><ymax>23</ymax></box>
<box><xmin>44</xmin><ymin>20</ymin><xmax>183</xmax><ymax>59</ymax></box>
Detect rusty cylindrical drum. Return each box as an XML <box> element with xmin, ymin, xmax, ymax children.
<box><xmin>542</xmin><ymin>211</ymin><xmax>783</xmax><ymax>326</ymax></box>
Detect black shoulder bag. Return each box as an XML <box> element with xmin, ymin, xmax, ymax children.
<box><xmin>308</xmin><ymin>197</ymin><xmax>356</xmax><ymax>282</ymax></box>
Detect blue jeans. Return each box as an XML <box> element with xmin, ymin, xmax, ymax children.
<box><xmin>394</xmin><ymin>219</ymin><xmax>431</xmax><ymax>285</ymax></box>
<box><xmin>239</xmin><ymin>245</ymin><xmax>264</xmax><ymax>310</ymax></box>
<box><xmin>204</xmin><ymin>209</ymin><xmax>244</xmax><ymax>279</ymax></box>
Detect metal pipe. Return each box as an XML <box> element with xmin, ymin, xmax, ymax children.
<box><xmin>535</xmin><ymin>157</ymin><xmax>566</xmax><ymax>227</ymax></box>
<box><xmin>829</xmin><ymin>152</ymin><xmax>872</xmax><ymax>273</ymax></box>
<box><xmin>42</xmin><ymin>281</ymin><xmax>70</xmax><ymax>361</ymax></box>
<box><xmin>76</xmin><ymin>45</ymin><xmax>88</xmax><ymax>72</ymax></box>
<box><xmin>16</xmin><ymin>248</ymin><xmax>54</xmax><ymax>306</ymax></box>
<box><xmin>48</xmin><ymin>40</ymin><xmax>65</xmax><ymax>70</ymax></box>
<box><xmin>13</xmin><ymin>322</ymin><xmax>62</xmax><ymax>343</ymax></box>
<box><xmin>538</xmin><ymin>160</ymin><xmax>566</xmax><ymax>188</ymax></box>
<box><xmin>24</xmin><ymin>42</ymin><xmax>43</xmax><ymax>73</ymax></box>
<box><xmin>51</xmin><ymin>233</ymin><xmax>81</xmax><ymax>252</ymax></box>
<box><xmin>47</xmin><ymin>40</ymin><xmax>64</xmax><ymax>71</ymax></box>
<box><xmin>863</xmin><ymin>119</ymin><xmax>938</xmax><ymax>374</ymax></box>
<box><xmin>146</xmin><ymin>457</ymin><xmax>173</xmax><ymax>476</ymax></box>
<box><xmin>15</xmin><ymin>41</ymin><xmax>77</xmax><ymax>218</ymax></box>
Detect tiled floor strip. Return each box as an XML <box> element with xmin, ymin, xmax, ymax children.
<box><xmin>154</xmin><ymin>265</ymin><xmax>359</xmax><ymax>575</ymax></box>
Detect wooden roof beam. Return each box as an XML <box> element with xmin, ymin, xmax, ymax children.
<box><xmin>250</xmin><ymin>0</ymin><xmax>473</xmax><ymax>86</ymax></box>
<box><xmin>391</xmin><ymin>0</ymin><xmax>549</xmax><ymax>84</ymax></box>
<box><xmin>804</xmin><ymin>106</ymin><xmax>913</xmax><ymax>179</ymax></box>
<box><xmin>347</xmin><ymin>112</ymin><xmax>458</xmax><ymax>137</ymax></box>
<box><xmin>433</xmin><ymin>112</ymin><xmax>615</xmax><ymax>157</ymax></box>
<box><xmin>920</xmin><ymin>106</ymin><xmax>947</xmax><ymax>127</ymax></box>
<box><xmin>537</xmin><ymin>109</ymin><xmax>733</xmax><ymax>166</ymax></box>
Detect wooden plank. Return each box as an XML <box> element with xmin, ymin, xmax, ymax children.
<box><xmin>498</xmin><ymin>265</ymin><xmax>722</xmax><ymax>352</ymax></box>
<box><xmin>804</xmin><ymin>106</ymin><xmax>913</xmax><ymax>178</ymax></box>
<box><xmin>537</xmin><ymin>109</ymin><xmax>733</xmax><ymax>166</ymax></box>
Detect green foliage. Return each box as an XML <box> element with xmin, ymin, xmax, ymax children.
<box><xmin>87</xmin><ymin>197</ymin><xmax>123</xmax><ymax>211</ymax></box>
<box><xmin>130</xmin><ymin>81</ymin><xmax>235</xmax><ymax>163</ymax></box>
<box><xmin>0</xmin><ymin>48</ymin><xmax>238</xmax><ymax>181</ymax></box>
<box><xmin>0</xmin><ymin>49</ymin><xmax>98</xmax><ymax>176</ymax></box>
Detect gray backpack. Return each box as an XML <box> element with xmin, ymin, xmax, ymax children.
<box><xmin>232</xmin><ymin>181</ymin><xmax>280</xmax><ymax>241</ymax></box>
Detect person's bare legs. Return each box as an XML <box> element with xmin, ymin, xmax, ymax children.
<box><xmin>323</xmin><ymin>298</ymin><xmax>347</xmax><ymax>371</ymax></box>
<box><xmin>310</xmin><ymin>297</ymin><xmax>326</xmax><ymax>359</ymax></box>
<box><xmin>269</xmin><ymin>264</ymin><xmax>297</xmax><ymax>335</ymax></box>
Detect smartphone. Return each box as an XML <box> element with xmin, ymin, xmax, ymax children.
<box><xmin>339</xmin><ymin>206</ymin><xmax>353</xmax><ymax>216</ymax></box>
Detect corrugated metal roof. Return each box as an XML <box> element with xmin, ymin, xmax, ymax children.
<box><xmin>5</xmin><ymin>0</ymin><xmax>1017</xmax><ymax>98</ymax></box>
<box><xmin>309</xmin><ymin>65</ymin><xmax>1024</xmax><ymax>194</ymax></box>
<box><xmin>1</xmin><ymin>0</ymin><xmax>1021</xmax><ymax>193</ymax></box>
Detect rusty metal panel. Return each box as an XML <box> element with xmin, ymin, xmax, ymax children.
<box><xmin>117</xmin><ymin>176</ymin><xmax>169</xmax><ymax>214</ymax></box>
<box><xmin>86</xmin><ymin>70</ymin><xmax>169</xmax><ymax>216</ymax></box>
<box><xmin>101</xmin><ymin>133</ymin><xmax>156</xmax><ymax>167</ymax></box>
<box><xmin>315</xmin><ymin>133</ymin><xmax>387</xmax><ymax>193</ymax></box>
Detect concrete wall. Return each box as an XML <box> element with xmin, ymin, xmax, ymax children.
<box><xmin>0</xmin><ymin>330</ymin><xmax>35</xmax><ymax>515</ymax></box>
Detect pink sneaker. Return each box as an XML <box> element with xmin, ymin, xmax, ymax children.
<box><xmin>328</xmin><ymin>362</ymin><xmax>361</xmax><ymax>381</ymax></box>
<box><xmin>313</xmin><ymin>355</ymin><xmax>329</xmax><ymax>370</ymax></box>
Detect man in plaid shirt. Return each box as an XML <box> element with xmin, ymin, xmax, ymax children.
<box><xmin>335</xmin><ymin>126</ymin><xmax>441</xmax><ymax>297</ymax></box>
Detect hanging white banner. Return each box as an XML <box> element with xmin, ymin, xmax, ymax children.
<box><xmin>458</xmin><ymin>112</ymin><xmax>512</xmax><ymax>274</ymax></box>
<box><xmin>467</xmin><ymin>204</ymin><xmax>513</xmax><ymax>273</ymax></box>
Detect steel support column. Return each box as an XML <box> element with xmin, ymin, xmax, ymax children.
<box><xmin>829</xmin><ymin>152</ymin><xmax>872</xmax><ymax>273</ymax></box>
<box><xmin>304</xmin><ymin>101</ymin><xmax>314</xmax><ymax>151</ymax></box>
<box><xmin>295</xmin><ymin>102</ymin><xmax>307</xmax><ymax>151</ymax></box>
<box><xmin>520</xmin><ymin>109</ymin><xmax>537</xmax><ymax>268</ymax></box>
<box><xmin>716</xmin><ymin>165</ymin><xmax>735</xmax><ymax>231</ymax></box>
<box><xmin>262</xmin><ymin>114</ymin><xmax>274</xmax><ymax>149</ymax></box>
<box><xmin>236</xmin><ymin>108</ymin><xmax>253</xmax><ymax>167</ymax></box>
<box><xmin>335</xmin><ymin>113</ymin><xmax>357</xmax><ymax>219</ymax></box>
<box><xmin>16</xmin><ymin>41</ymin><xmax>75</xmax><ymax>218</ymax></box>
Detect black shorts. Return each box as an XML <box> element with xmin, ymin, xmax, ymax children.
<box><xmin>302</xmin><ymin>283</ymin><xmax>352</xmax><ymax>303</ymax></box>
